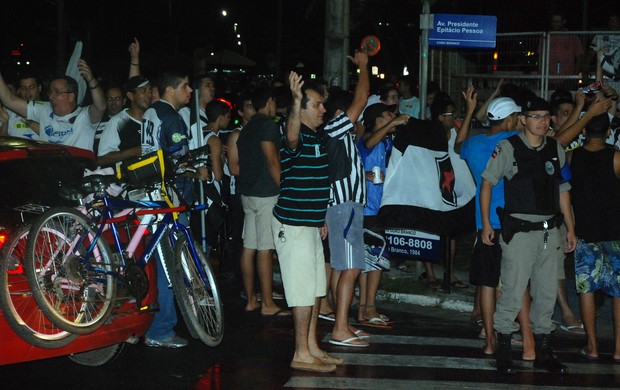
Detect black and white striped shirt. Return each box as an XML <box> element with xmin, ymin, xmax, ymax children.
<box><xmin>324</xmin><ymin>112</ymin><xmax>366</xmax><ymax>206</ymax></box>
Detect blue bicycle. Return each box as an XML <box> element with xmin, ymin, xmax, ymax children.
<box><xmin>23</xmin><ymin>147</ymin><xmax>224</xmax><ymax>347</ymax></box>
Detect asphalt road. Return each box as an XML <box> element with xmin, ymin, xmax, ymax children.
<box><xmin>1</xmin><ymin>270</ymin><xmax>618</xmax><ymax>390</ymax></box>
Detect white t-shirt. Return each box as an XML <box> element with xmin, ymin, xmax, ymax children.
<box><xmin>27</xmin><ymin>101</ymin><xmax>97</xmax><ymax>151</ymax></box>
<box><xmin>399</xmin><ymin>96</ymin><xmax>421</xmax><ymax>119</ymax></box>
<box><xmin>7</xmin><ymin>109</ymin><xmax>38</xmax><ymax>140</ymax></box>
<box><xmin>97</xmin><ymin>109</ymin><xmax>141</xmax><ymax>156</ymax></box>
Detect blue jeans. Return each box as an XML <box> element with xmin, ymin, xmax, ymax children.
<box><xmin>145</xmin><ymin>248</ymin><xmax>177</xmax><ymax>340</ymax></box>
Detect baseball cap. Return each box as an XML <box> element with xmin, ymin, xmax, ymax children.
<box><xmin>126</xmin><ymin>76</ymin><xmax>150</xmax><ymax>92</ymax></box>
<box><xmin>363</xmin><ymin>103</ymin><xmax>397</xmax><ymax>132</ymax></box>
<box><xmin>522</xmin><ymin>97</ymin><xmax>551</xmax><ymax>113</ymax></box>
<box><xmin>487</xmin><ymin>97</ymin><xmax>521</xmax><ymax>120</ymax></box>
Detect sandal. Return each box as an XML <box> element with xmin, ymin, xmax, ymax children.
<box><xmin>451</xmin><ymin>280</ymin><xmax>468</xmax><ymax>289</ymax></box>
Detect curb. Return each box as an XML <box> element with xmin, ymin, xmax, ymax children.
<box><xmin>377</xmin><ymin>290</ymin><xmax>474</xmax><ymax>313</ymax></box>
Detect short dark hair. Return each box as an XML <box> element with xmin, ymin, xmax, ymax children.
<box><xmin>585</xmin><ymin>113</ymin><xmax>610</xmax><ymax>138</ymax></box>
<box><xmin>273</xmin><ymin>85</ymin><xmax>292</xmax><ymax>110</ymax></box>
<box><xmin>300</xmin><ymin>82</ymin><xmax>325</xmax><ymax>110</ymax></box>
<box><xmin>205</xmin><ymin>99</ymin><xmax>231</xmax><ymax>122</ymax></box>
<box><xmin>429</xmin><ymin>93</ymin><xmax>454</xmax><ymax>120</ymax></box>
<box><xmin>325</xmin><ymin>88</ymin><xmax>353</xmax><ymax>120</ymax></box>
<box><xmin>550</xmin><ymin>88</ymin><xmax>573</xmax><ymax>102</ymax></box>
<box><xmin>551</xmin><ymin>98</ymin><xmax>575</xmax><ymax>116</ymax></box>
<box><xmin>379</xmin><ymin>86</ymin><xmax>398</xmax><ymax>102</ymax></box>
<box><xmin>250</xmin><ymin>87</ymin><xmax>274</xmax><ymax>111</ymax></box>
<box><xmin>157</xmin><ymin>70</ymin><xmax>187</xmax><ymax>95</ymax></box>
<box><xmin>235</xmin><ymin>93</ymin><xmax>252</xmax><ymax>113</ymax></box>
<box><xmin>17</xmin><ymin>74</ymin><xmax>40</xmax><ymax>85</ymax></box>
<box><xmin>192</xmin><ymin>74</ymin><xmax>215</xmax><ymax>90</ymax></box>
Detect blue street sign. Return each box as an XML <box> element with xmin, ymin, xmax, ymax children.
<box><xmin>429</xmin><ymin>14</ymin><xmax>497</xmax><ymax>49</ymax></box>
<box><xmin>385</xmin><ymin>228</ymin><xmax>442</xmax><ymax>264</ymax></box>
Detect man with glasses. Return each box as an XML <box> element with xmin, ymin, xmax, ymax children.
<box><xmin>480</xmin><ymin>97</ymin><xmax>576</xmax><ymax>374</ymax></box>
<box><xmin>0</xmin><ymin>59</ymin><xmax>105</xmax><ymax>152</ymax></box>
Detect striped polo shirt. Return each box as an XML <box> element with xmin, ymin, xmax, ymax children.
<box><xmin>324</xmin><ymin>112</ymin><xmax>366</xmax><ymax>206</ymax></box>
<box><xmin>273</xmin><ymin>124</ymin><xmax>330</xmax><ymax>227</ymax></box>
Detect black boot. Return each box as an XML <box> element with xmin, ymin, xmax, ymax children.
<box><xmin>496</xmin><ymin>332</ymin><xmax>515</xmax><ymax>374</ymax></box>
<box><xmin>534</xmin><ymin>334</ymin><xmax>568</xmax><ymax>374</ymax></box>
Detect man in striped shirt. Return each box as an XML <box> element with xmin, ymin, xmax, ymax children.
<box><xmin>323</xmin><ymin>51</ymin><xmax>370</xmax><ymax>348</ymax></box>
<box><xmin>272</xmin><ymin>72</ymin><xmax>340</xmax><ymax>373</ymax></box>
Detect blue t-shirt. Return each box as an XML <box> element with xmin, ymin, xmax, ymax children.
<box><xmin>460</xmin><ymin>130</ymin><xmax>518</xmax><ymax>229</ymax></box>
<box><xmin>357</xmin><ymin>137</ymin><xmax>392</xmax><ymax>216</ymax></box>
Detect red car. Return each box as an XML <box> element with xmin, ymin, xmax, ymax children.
<box><xmin>0</xmin><ymin>137</ymin><xmax>156</xmax><ymax>366</ymax></box>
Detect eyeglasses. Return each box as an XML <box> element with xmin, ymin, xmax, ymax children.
<box><xmin>48</xmin><ymin>89</ymin><xmax>71</xmax><ymax>97</ymax></box>
<box><xmin>106</xmin><ymin>96</ymin><xmax>122</xmax><ymax>102</ymax></box>
<box><xmin>524</xmin><ymin>114</ymin><xmax>551</xmax><ymax>121</ymax></box>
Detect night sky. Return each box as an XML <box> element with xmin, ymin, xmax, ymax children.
<box><xmin>0</xmin><ymin>0</ymin><xmax>615</xmax><ymax>85</ymax></box>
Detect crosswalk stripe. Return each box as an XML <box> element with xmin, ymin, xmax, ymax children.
<box><xmin>333</xmin><ymin>352</ymin><xmax>620</xmax><ymax>375</ymax></box>
<box><xmin>285</xmin><ymin>377</ymin><xmax>608</xmax><ymax>390</ymax></box>
<box><xmin>306</xmin><ymin>334</ymin><xmax>620</xmax><ymax>388</ymax></box>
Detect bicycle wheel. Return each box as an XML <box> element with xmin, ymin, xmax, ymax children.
<box><xmin>24</xmin><ymin>207</ymin><xmax>116</xmax><ymax>335</ymax></box>
<box><xmin>0</xmin><ymin>224</ymin><xmax>78</xmax><ymax>348</ymax></box>
<box><xmin>168</xmin><ymin>234</ymin><xmax>224</xmax><ymax>347</ymax></box>
<box><xmin>68</xmin><ymin>343</ymin><xmax>126</xmax><ymax>366</ymax></box>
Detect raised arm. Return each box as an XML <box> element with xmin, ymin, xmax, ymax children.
<box><xmin>475</xmin><ymin>79</ymin><xmax>503</xmax><ymax>123</ymax></box>
<box><xmin>555</xmin><ymin>95</ymin><xmax>612</xmax><ymax>147</ymax></box>
<box><xmin>79</xmin><ymin>59</ymin><xmax>106</xmax><ymax>124</ymax></box>
<box><xmin>128</xmin><ymin>38</ymin><xmax>141</xmax><ymax>78</ymax></box>
<box><xmin>455</xmin><ymin>85</ymin><xmax>478</xmax><ymax>154</ymax></box>
<box><xmin>345</xmin><ymin>51</ymin><xmax>369</xmax><ymax>124</ymax></box>
<box><xmin>0</xmin><ymin>104</ymin><xmax>8</xmax><ymax>136</ymax></box>
<box><xmin>0</xmin><ymin>72</ymin><xmax>28</xmax><ymax>118</ymax></box>
<box><xmin>363</xmin><ymin>114</ymin><xmax>409</xmax><ymax>149</ymax></box>
<box><xmin>285</xmin><ymin>71</ymin><xmax>303</xmax><ymax>151</ymax></box>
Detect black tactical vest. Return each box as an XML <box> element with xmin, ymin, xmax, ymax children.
<box><xmin>504</xmin><ymin>135</ymin><xmax>561</xmax><ymax>215</ymax></box>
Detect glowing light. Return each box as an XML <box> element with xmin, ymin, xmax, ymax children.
<box><xmin>371</xmin><ymin>66</ymin><xmax>379</xmax><ymax>75</ymax></box>
<box><xmin>221</xmin><ymin>10</ymin><xmax>227</xmax><ymax>17</ymax></box>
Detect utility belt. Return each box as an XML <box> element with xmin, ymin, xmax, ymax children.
<box><xmin>496</xmin><ymin>207</ymin><xmax>564</xmax><ymax>245</ymax></box>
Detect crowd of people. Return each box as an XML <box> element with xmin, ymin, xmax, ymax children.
<box><xmin>0</xmin><ymin>12</ymin><xmax>618</xmax><ymax>375</ymax></box>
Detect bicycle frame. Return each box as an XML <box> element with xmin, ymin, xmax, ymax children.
<box><xmin>77</xmin><ymin>187</ymin><xmax>210</xmax><ymax>289</ymax></box>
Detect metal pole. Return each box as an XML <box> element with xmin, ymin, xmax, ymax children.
<box><xmin>193</xmin><ymin>88</ymin><xmax>208</xmax><ymax>253</ymax></box>
<box><xmin>419</xmin><ymin>1</ymin><xmax>432</xmax><ymax>120</ymax></box>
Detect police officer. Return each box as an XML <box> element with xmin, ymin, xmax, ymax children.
<box><xmin>480</xmin><ymin>97</ymin><xmax>577</xmax><ymax>374</ymax></box>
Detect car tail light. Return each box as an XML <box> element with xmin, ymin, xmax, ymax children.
<box><xmin>0</xmin><ymin>232</ymin><xmax>6</xmax><ymax>249</ymax></box>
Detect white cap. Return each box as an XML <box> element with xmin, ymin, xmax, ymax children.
<box><xmin>487</xmin><ymin>97</ymin><xmax>521</xmax><ymax>120</ymax></box>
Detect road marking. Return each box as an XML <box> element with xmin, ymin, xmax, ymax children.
<box><xmin>285</xmin><ymin>377</ymin><xmax>608</xmax><ymax>389</ymax></box>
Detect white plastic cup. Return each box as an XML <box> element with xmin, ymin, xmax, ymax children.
<box><xmin>372</xmin><ymin>166</ymin><xmax>383</xmax><ymax>184</ymax></box>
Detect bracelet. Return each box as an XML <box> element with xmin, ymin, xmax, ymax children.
<box><xmin>89</xmin><ymin>83</ymin><xmax>99</xmax><ymax>90</ymax></box>
<box><xmin>130</xmin><ymin>62</ymin><xmax>139</xmax><ymax>66</ymax></box>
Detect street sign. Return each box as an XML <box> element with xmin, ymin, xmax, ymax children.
<box><xmin>385</xmin><ymin>228</ymin><xmax>442</xmax><ymax>264</ymax></box>
<box><xmin>429</xmin><ymin>14</ymin><xmax>497</xmax><ymax>49</ymax></box>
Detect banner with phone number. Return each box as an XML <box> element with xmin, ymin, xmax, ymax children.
<box><xmin>385</xmin><ymin>228</ymin><xmax>442</xmax><ymax>264</ymax></box>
